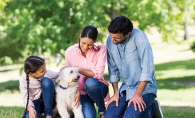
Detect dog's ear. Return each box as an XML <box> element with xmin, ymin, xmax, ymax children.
<box><xmin>55</xmin><ymin>75</ymin><xmax>61</xmax><ymax>84</ymax></box>
<box><xmin>56</xmin><ymin>73</ymin><xmax>69</xmax><ymax>87</ymax></box>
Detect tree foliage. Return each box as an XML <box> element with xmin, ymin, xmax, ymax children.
<box><xmin>0</xmin><ymin>0</ymin><xmax>195</xmax><ymax>64</ymax></box>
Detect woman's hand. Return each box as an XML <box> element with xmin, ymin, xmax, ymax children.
<box><xmin>74</xmin><ymin>88</ymin><xmax>81</xmax><ymax>108</ymax></box>
<box><xmin>27</xmin><ymin>106</ymin><xmax>36</xmax><ymax>118</ymax></box>
<box><xmin>59</xmin><ymin>66</ymin><xmax>68</xmax><ymax>73</ymax></box>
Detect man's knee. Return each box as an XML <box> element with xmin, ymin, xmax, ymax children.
<box><xmin>104</xmin><ymin>110</ymin><xmax>120</xmax><ymax>118</ymax></box>
<box><xmin>124</xmin><ymin>104</ymin><xmax>147</xmax><ymax>118</ymax></box>
<box><xmin>104</xmin><ymin>102</ymin><xmax>124</xmax><ymax>118</ymax></box>
<box><xmin>105</xmin><ymin>111</ymin><xmax>123</xmax><ymax>118</ymax></box>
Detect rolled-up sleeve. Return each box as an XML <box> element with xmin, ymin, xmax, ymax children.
<box><xmin>135</xmin><ymin>31</ymin><xmax>155</xmax><ymax>81</ymax></box>
<box><xmin>106</xmin><ymin>37</ymin><xmax>120</xmax><ymax>83</ymax></box>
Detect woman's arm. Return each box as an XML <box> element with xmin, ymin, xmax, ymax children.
<box><xmin>90</xmin><ymin>45</ymin><xmax>107</xmax><ymax>79</ymax></box>
<box><xmin>77</xmin><ymin>67</ymin><xmax>95</xmax><ymax>78</ymax></box>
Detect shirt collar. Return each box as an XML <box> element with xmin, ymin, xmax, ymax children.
<box><xmin>119</xmin><ymin>35</ymin><xmax>130</xmax><ymax>46</ymax></box>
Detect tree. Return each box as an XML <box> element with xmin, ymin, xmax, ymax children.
<box><xmin>0</xmin><ymin>0</ymin><xmax>112</xmax><ymax>63</ymax></box>
<box><xmin>1</xmin><ymin>0</ymin><xmax>195</xmax><ymax>64</ymax></box>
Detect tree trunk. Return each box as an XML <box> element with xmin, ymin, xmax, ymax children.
<box><xmin>183</xmin><ymin>5</ymin><xmax>189</xmax><ymax>40</ymax></box>
<box><xmin>110</xmin><ymin>0</ymin><xmax>120</xmax><ymax>19</ymax></box>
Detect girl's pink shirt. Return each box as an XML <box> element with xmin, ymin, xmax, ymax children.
<box><xmin>65</xmin><ymin>44</ymin><xmax>110</xmax><ymax>102</ymax></box>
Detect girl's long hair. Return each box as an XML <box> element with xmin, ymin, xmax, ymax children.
<box><xmin>23</xmin><ymin>56</ymin><xmax>45</xmax><ymax>116</ymax></box>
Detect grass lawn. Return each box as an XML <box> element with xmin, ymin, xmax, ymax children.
<box><xmin>0</xmin><ymin>39</ymin><xmax>195</xmax><ymax>117</ymax></box>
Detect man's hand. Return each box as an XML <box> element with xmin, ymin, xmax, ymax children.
<box><xmin>128</xmin><ymin>93</ymin><xmax>146</xmax><ymax>112</ymax></box>
<box><xmin>106</xmin><ymin>91</ymin><xmax>119</xmax><ymax>109</ymax></box>
<box><xmin>27</xmin><ymin>106</ymin><xmax>36</xmax><ymax>118</ymax></box>
<box><xmin>128</xmin><ymin>81</ymin><xmax>148</xmax><ymax>112</ymax></box>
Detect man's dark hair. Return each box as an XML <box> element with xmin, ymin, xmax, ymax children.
<box><xmin>108</xmin><ymin>16</ymin><xmax>133</xmax><ymax>36</ymax></box>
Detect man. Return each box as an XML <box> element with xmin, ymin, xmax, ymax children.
<box><xmin>104</xmin><ymin>16</ymin><xmax>163</xmax><ymax>118</ymax></box>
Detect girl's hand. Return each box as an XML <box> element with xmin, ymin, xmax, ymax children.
<box><xmin>27</xmin><ymin>106</ymin><xmax>36</xmax><ymax>118</ymax></box>
<box><xmin>74</xmin><ymin>88</ymin><xmax>81</xmax><ymax>108</ymax></box>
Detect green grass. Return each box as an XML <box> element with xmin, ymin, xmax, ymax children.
<box><xmin>0</xmin><ymin>106</ymin><xmax>24</xmax><ymax>118</ymax></box>
<box><xmin>162</xmin><ymin>106</ymin><xmax>195</xmax><ymax>118</ymax></box>
<box><xmin>0</xmin><ymin>40</ymin><xmax>195</xmax><ymax>117</ymax></box>
<box><xmin>0</xmin><ymin>80</ymin><xmax>19</xmax><ymax>92</ymax></box>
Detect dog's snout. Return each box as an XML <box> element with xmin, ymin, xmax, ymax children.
<box><xmin>77</xmin><ymin>75</ymin><xmax>80</xmax><ymax>79</ymax></box>
<box><xmin>72</xmin><ymin>75</ymin><xmax>80</xmax><ymax>82</ymax></box>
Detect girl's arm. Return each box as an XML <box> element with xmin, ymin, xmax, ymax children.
<box><xmin>45</xmin><ymin>69</ymin><xmax>59</xmax><ymax>79</ymax></box>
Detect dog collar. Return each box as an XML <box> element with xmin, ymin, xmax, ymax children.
<box><xmin>59</xmin><ymin>85</ymin><xmax>67</xmax><ymax>90</ymax></box>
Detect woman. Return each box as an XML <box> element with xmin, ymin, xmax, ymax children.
<box><xmin>65</xmin><ymin>25</ymin><xmax>109</xmax><ymax>118</ymax></box>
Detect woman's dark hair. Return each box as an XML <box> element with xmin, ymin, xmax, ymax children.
<box><xmin>79</xmin><ymin>25</ymin><xmax>100</xmax><ymax>52</ymax></box>
<box><xmin>108</xmin><ymin>16</ymin><xmax>133</xmax><ymax>36</ymax></box>
<box><xmin>23</xmin><ymin>56</ymin><xmax>45</xmax><ymax>114</ymax></box>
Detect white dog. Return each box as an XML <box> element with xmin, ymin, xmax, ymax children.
<box><xmin>55</xmin><ymin>67</ymin><xmax>84</xmax><ymax>118</ymax></box>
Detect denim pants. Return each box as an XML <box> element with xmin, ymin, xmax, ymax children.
<box><xmin>81</xmin><ymin>78</ymin><xmax>108</xmax><ymax>118</ymax></box>
<box><xmin>104</xmin><ymin>92</ymin><xmax>156</xmax><ymax>118</ymax></box>
<box><xmin>23</xmin><ymin>77</ymin><xmax>55</xmax><ymax>118</ymax></box>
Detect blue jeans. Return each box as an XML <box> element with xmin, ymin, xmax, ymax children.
<box><xmin>81</xmin><ymin>78</ymin><xmax>108</xmax><ymax>118</ymax></box>
<box><xmin>104</xmin><ymin>92</ymin><xmax>156</xmax><ymax>118</ymax></box>
<box><xmin>23</xmin><ymin>77</ymin><xmax>55</xmax><ymax>118</ymax></box>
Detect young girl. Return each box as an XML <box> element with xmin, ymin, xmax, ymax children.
<box><xmin>64</xmin><ymin>25</ymin><xmax>110</xmax><ymax>118</ymax></box>
<box><xmin>20</xmin><ymin>56</ymin><xmax>58</xmax><ymax>118</ymax></box>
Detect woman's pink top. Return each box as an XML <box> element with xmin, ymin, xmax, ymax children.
<box><xmin>65</xmin><ymin>44</ymin><xmax>110</xmax><ymax>101</ymax></box>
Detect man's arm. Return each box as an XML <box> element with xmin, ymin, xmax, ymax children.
<box><xmin>106</xmin><ymin>82</ymin><xmax>120</xmax><ymax>109</ymax></box>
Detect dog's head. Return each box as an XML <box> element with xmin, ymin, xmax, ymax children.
<box><xmin>56</xmin><ymin>67</ymin><xmax>80</xmax><ymax>88</ymax></box>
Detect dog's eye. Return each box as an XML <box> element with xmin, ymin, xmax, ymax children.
<box><xmin>70</xmin><ymin>70</ymin><xmax>73</xmax><ymax>73</ymax></box>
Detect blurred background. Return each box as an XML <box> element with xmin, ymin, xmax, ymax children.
<box><xmin>0</xmin><ymin>0</ymin><xmax>195</xmax><ymax>117</ymax></box>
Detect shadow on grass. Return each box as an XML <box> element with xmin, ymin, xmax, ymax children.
<box><xmin>162</xmin><ymin>106</ymin><xmax>195</xmax><ymax>118</ymax></box>
<box><xmin>155</xmin><ymin>58</ymin><xmax>195</xmax><ymax>71</ymax></box>
<box><xmin>157</xmin><ymin>76</ymin><xmax>195</xmax><ymax>90</ymax></box>
<box><xmin>0</xmin><ymin>68</ymin><xmax>19</xmax><ymax>73</ymax></box>
<box><xmin>0</xmin><ymin>80</ymin><xmax>19</xmax><ymax>92</ymax></box>
<box><xmin>155</xmin><ymin>58</ymin><xmax>195</xmax><ymax>90</ymax></box>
